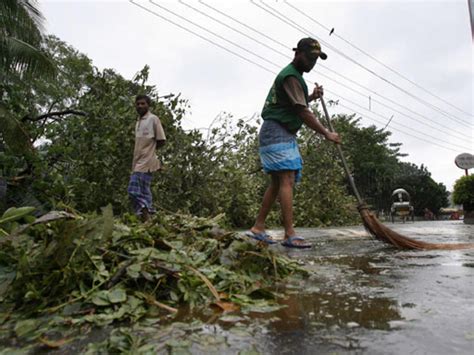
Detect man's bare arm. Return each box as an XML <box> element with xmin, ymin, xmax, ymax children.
<box><xmin>156</xmin><ymin>140</ymin><xmax>166</xmax><ymax>148</ymax></box>
<box><xmin>295</xmin><ymin>106</ymin><xmax>341</xmax><ymax>144</ymax></box>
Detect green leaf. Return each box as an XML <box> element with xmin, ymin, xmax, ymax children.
<box><xmin>0</xmin><ymin>207</ymin><xmax>35</xmax><ymax>225</ymax></box>
<box><xmin>90</xmin><ymin>290</ymin><xmax>110</xmax><ymax>306</ymax></box>
<box><xmin>126</xmin><ymin>264</ymin><xmax>141</xmax><ymax>279</ymax></box>
<box><xmin>170</xmin><ymin>291</ymin><xmax>179</xmax><ymax>302</ymax></box>
<box><xmin>108</xmin><ymin>288</ymin><xmax>127</xmax><ymax>304</ymax></box>
<box><xmin>14</xmin><ymin>319</ymin><xmax>40</xmax><ymax>338</ymax></box>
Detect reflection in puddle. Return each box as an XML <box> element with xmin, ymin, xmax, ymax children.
<box><xmin>257</xmin><ymin>221</ymin><xmax>474</xmax><ymax>354</ymax></box>
<box><xmin>272</xmin><ymin>290</ymin><xmax>402</xmax><ymax>331</ymax></box>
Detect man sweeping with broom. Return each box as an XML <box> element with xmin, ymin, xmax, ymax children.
<box><xmin>246</xmin><ymin>38</ymin><xmax>341</xmax><ymax>248</ymax></box>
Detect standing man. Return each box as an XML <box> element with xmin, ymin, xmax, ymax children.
<box><xmin>246</xmin><ymin>38</ymin><xmax>341</xmax><ymax>248</ymax></box>
<box><xmin>127</xmin><ymin>95</ymin><xmax>166</xmax><ymax>221</ymax></box>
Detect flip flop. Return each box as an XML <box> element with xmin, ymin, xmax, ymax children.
<box><xmin>281</xmin><ymin>236</ymin><xmax>311</xmax><ymax>249</ymax></box>
<box><xmin>244</xmin><ymin>231</ymin><xmax>277</xmax><ymax>245</ymax></box>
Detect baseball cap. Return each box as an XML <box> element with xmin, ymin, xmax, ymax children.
<box><xmin>293</xmin><ymin>38</ymin><xmax>327</xmax><ymax>60</ymax></box>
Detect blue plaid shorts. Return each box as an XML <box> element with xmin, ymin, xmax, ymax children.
<box><xmin>259</xmin><ymin>120</ymin><xmax>303</xmax><ymax>182</ymax></box>
<box><xmin>127</xmin><ymin>172</ymin><xmax>155</xmax><ymax>215</ymax></box>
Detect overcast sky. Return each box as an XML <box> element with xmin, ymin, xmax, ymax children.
<box><xmin>41</xmin><ymin>0</ymin><xmax>473</xmax><ymax>190</ymax></box>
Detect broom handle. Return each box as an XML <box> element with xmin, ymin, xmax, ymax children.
<box><xmin>319</xmin><ymin>96</ymin><xmax>364</xmax><ymax>206</ymax></box>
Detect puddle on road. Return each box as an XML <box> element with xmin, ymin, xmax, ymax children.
<box><xmin>241</xmin><ymin>220</ymin><xmax>474</xmax><ymax>354</ymax></box>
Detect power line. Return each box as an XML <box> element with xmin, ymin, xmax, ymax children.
<box><xmin>252</xmin><ymin>0</ymin><xmax>473</xmax><ymax>127</ymax></box>
<box><xmin>283</xmin><ymin>0</ymin><xmax>474</xmax><ymax>119</ymax></box>
<box><xmin>323</xmin><ymin>87</ymin><xmax>472</xmax><ymax>151</ymax></box>
<box><xmin>128</xmin><ymin>1</ymin><xmax>275</xmax><ymax>75</ymax></box>
<box><xmin>184</xmin><ymin>0</ymin><xmax>471</xmax><ymax>141</ymax></box>
<box><xmin>149</xmin><ymin>1</ymin><xmax>280</xmax><ymax>70</ymax></box>
<box><xmin>315</xmin><ymin>69</ymin><xmax>470</xmax><ymax>141</ymax></box>
<box><xmin>336</xmin><ymin>102</ymin><xmax>461</xmax><ymax>153</ymax></box>
<box><xmin>199</xmin><ymin>0</ymin><xmax>291</xmax><ymax>50</ymax></box>
<box><xmin>129</xmin><ymin>1</ymin><xmax>469</xmax><ymax>154</ymax></box>
<box><xmin>384</xmin><ymin>115</ymin><xmax>394</xmax><ymax>130</ymax></box>
<box><xmin>179</xmin><ymin>0</ymin><xmax>289</xmax><ymax>59</ymax></box>
<box><xmin>316</xmin><ymin>64</ymin><xmax>470</xmax><ymax>139</ymax></box>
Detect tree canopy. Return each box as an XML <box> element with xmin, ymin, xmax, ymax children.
<box><xmin>1</xmin><ymin>35</ymin><xmax>449</xmax><ymax>225</ymax></box>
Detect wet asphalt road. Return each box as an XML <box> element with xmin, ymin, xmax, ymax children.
<box><xmin>255</xmin><ymin>220</ymin><xmax>474</xmax><ymax>354</ymax></box>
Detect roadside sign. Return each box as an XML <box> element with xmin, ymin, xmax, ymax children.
<box><xmin>455</xmin><ymin>153</ymin><xmax>474</xmax><ymax>175</ymax></box>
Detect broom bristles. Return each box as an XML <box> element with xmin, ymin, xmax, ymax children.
<box><xmin>358</xmin><ymin>206</ymin><xmax>474</xmax><ymax>250</ymax></box>
<box><xmin>319</xmin><ymin>97</ymin><xmax>473</xmax><ymax>251</ymax></box>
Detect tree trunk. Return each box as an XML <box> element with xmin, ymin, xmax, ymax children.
<box><xmin>463</xmin><ymin>204</ymin><xmax>474</xmax><ymax>225</ymax></box>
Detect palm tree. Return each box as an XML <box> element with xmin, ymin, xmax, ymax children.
<box><xmin>0</xmin><ymin>0</ymin><xmax>56</xmax><ymax>176</ymax></box>
<box><xmin>0</xmin><ymin>0</ymin><xmax>55</xmax><ymax>77</ymax></box>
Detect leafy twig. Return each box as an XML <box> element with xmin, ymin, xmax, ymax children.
<box><xmin>186</xmin><ymin>265</ymin><xmax>220</xmax><ymax>302</ymax></box>
<box><xmin>106</xmin><ymin>259</ymin><xmax>135</xmax><ymax>289</ymax></box>
<box><xmin>137</xmin><ymin>292</ymin><xmax>178</xmax><ymax>314</ymax></box>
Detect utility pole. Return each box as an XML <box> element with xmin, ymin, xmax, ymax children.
<box><xmin>469</xmin><ymin>0</ymin><xmax>474</xmax><ymax>38</ymax></box>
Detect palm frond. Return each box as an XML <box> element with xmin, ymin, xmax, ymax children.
<box><xmin>0</xmin><ymin>1</ymin><xmax>43</xmax><ymax>40</ymax></box>
<box><xmin>2</xmin><ymin>36</ymin><xmax>56</xmax><ymax>76</ymax></box>
<box><xmin>0</xmin><ymin>1</ymin><xmax>55</xmax><ymax>77</ymax></box>
<box><xmin>18</xmin><ymin>0</ymin><xmax>44</xmax><ymax>31</ymax></box>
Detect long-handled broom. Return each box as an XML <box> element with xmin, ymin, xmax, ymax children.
<box><xmin>319</xmin><ymin>96</ymin><xmax>474</xmax><ymax>250</ymax></box>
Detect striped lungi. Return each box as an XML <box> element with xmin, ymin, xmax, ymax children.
<box><xmin>127</xmin><ymin>172</ymin><xmax>155</xmax><ymax>215</ymax></box>
<box><xmin>259</xmin><ymin>120</ymin><xmax>303</xmax><ymax>182</ymax></box>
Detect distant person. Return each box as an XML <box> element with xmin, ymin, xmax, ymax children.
<box><xmin>127</xmin><ymin>95</ymin><xmax>166</xmax><ymax>221</ymax></box>
<box><xmin>246</xmin><ymin>38</ymin><xmax>341</xmax><ymax>248</ymax></box>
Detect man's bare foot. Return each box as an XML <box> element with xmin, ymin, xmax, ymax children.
<box><xmin>245</xmin><ymin>229</ymin><xmax>277</xmax><ymax>244</ymax></box>
<box><xmin>281</xmin><ymin>235</ymin><xmax>311</xmax><ymax>248</ymax></box>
